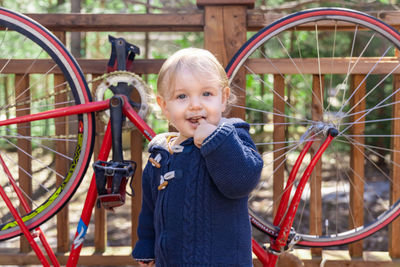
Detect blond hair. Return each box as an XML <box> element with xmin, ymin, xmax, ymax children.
<box><xmin>157</xmin><ymin>48</ymin><xmax>235</xmax><ymax>105</ymax></box>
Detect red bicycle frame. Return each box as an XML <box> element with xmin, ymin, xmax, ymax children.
<box><xmin>0</xmin><ymin>93</ymin><xmax>337</xmax><ymax>267</ymax></box>
<box><xmin>253</xmin><ymin>129</ymin><xmax>337</xmax><ymax>267</ymax></box>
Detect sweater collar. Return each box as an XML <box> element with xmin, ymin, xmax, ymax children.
<box><xmin>148</xmin><ymin>133</ymin><xmax>194</xmax><ymax>154</ymax></box>
<box><xmin>148</xmin><ymin>117</ymin><xmax>245</xmax><ymax>153</ymax></box>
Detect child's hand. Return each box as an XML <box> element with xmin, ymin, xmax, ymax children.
<box><xmin>138</xmin><ymin>261</ymin><xmax>155</xmax><ymax>266</ymax></box>
<box><xmin>194</xmin><ymin>118</ymin><xmax>217</xmax><ymax>148</ymax></box>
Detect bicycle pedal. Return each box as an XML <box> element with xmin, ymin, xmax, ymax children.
<box><xmin>93</xmin><ymin>160</ymin><xmax>137</xmax><ymax>210</ymax></box>
<box><xmin>98</xmin><ymin>193</ymin><xmax>125</xmax><ymax>210</ymax></box>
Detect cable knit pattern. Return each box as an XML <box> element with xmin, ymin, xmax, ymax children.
<box><xmin>194</xmin><ymin>164</ymin><xmax>205</xmax><ymax>263</ymax></box>
<box><xmin>182</xmin><ymin>157</ymin><xmax>197</xmax><ymax>264</ymax></box>
<box><xmin>132</xmin><ymin>118</ymin><xmax>263</xmax><ymax>267</ymax></box>
<box><xmin>202</xmin><ymin>165</ymin><xmax>211</xmax><ymax>262</ymax></box>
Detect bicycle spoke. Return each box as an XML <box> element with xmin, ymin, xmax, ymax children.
<box><xmin>340</xmin><ymin>117</ymin><xmax>400</xmax><ymax>126</ymax></box>
<box><xmin>3</xmin><ymin>65</ymin><xmax>58</xmax><ymax>112</ymax></box>
<box><xmin>340</xmin><ymin>135</ymin><xmax>400</xmax><ymax>171</ymax></box>
<box><xmin>295</xmin><ymin>182</ymin><xmax>310</xmax><ymax>234</ymax></box>
<box><xmin>337</xmin><ymin>25</ymin><xmax>359</xmax><ymax>115</ymax></box>
<box><xmin>315</xmin><ymin>24</ymin><xmax>324</xmax><ymax>112</ymax></box>
<box><xmin>325</xmin><ymin>32</ymin><xmax>376</xmax><ymax>112</ymax></box>
<box><xmin>341</xmin><ymin>51</ymin><xmax>399</xmax><ymax>121</ymax></box>
<box><xmin>245</xmin><ymin>67</ymin><xmax>301</xmax><ymax>116</ymax></box>
<box><xmin>0</xmin><ymin>152</ymin><xmax>50</xmax><ymax>201</ymax></box>
<box><xmin>231</xmin><ymin>79</ymin><xmax>287</xmax><ymax>118</ymax></box>
<box><xmin>261</xmin><ymin>38</ymin><xmax>325</xmax><ymax>110</ymax></box>
<box><xmin>336</xmin><ymin>137</ymin><xmax>400</xmax><ymax>154</ymax></box>
<box><xmin>250</xmin><ymin>121</ymin><xmax>310</xmax><ymax>126</ymax></box>
<box><xmin>339</xmin><ymin>85</ymin><xmax>400</xmax><ymax>136</ymax></box>
<box><xmin>1</xmin><ymin>136</ymin><xmax>64</xmax><ymax>180</ymax></box>
<box><xmin>231</xmin><ymin>104</ymin><xmax>315</xmax><ymax>124</ymax></box>
<box><xmin>0</xmin><ymin>134</ymin><xmax>78</xmax><ymax>143</ymax></box>
<box><xmin>0</xmin><ymin>35</ymin><xmax>27</xmax><ymax>74</ymax></box>
<box><xmin>340</xmin><ymin>98</ymin><xmax>400</xmax><ymax>121</ymax></box>
<box><xmin>254</xmin><ymin>130</ymin><xmax>324</xmax><ymax>220</ymax></box>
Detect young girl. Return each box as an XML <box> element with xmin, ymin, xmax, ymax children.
<box><xmin>132</xmin><ymin>48</ymin><xmax>263</xmax><ymax>266</ymax></box>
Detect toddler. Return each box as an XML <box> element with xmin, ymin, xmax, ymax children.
<box><xmin>132</xmin><ymin>48</ymin><xmax>263</xmax><ymax>266</ymax></box>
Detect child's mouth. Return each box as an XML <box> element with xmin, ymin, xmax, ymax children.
<box><xmin>188</xmin><ymin>116</ymin><xmax>205</xmax><ymax>125</ymax></box>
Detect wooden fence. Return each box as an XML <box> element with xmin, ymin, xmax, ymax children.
<box><xmin>1</xmin><ymin>0</ymin><xmax>400</xmax><ymax>266</ymax></box>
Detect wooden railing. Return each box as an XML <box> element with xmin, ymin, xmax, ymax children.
<box><xmin>1</xmin><ymin>1</ymin><xmax>400</xmax><ymax>266</ymax></box>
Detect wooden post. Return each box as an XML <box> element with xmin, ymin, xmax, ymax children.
<box><xmin>199</xmin><ymin>0</ymin><xmax>254</xmax><ymax>119</ymax></box>
<box><xmin>53</xmin><ymin>31</ymin><xmax>70</xmax><ymax>253</ymax></box>
<box><xmin>390</xmin><ymin>73</ymin><xmax>400</xmax><ymax>258</ymax></box>
<box><xmin>273</xmin><ymin>74</ymin><xmax>285</xmax><ymax>217</ymax></box>
<box><xmin>92</xmin><ymin>74</ymin><xmax>107</xmax><ymax>253</ymax></box>
<box><xmin>131</xmin><ymin>76</ymin><xmax>144</xmax><ymax>249</ymax></box>
<box><xmin>310</xmin><ymin>75</ymin><xmax>324</xmax><ymax>257</ymax></box>
<box><xmin>131</xmin><ymin>131</ymin><xmax>143</xmax><ymax>249</ymax></box>
<box><xmin>15</xmin><ymin>75</ymin><xmax>32</xmax><ymax>253</ymax></box>
<box><xmin>349</xmin><ymin>74</ymin><xmax>366</xmax><ymax>258</ymax></box>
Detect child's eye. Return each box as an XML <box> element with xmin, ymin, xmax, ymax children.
<box><xmin>203</xmin><ymin>92</ymin><xmax>212</xmax><ymax>96</ymax></box>
<box><xmin>177</xmin><ymin>94</ymin><xmax>186</xmax><ymax>99</ymax></box>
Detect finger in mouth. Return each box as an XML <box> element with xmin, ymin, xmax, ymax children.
<box><xmin>188</xmin><ymin>116</ymin><xmax>205</xmax><ymax>124</ymax></box>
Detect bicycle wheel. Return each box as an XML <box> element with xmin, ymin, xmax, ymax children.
<box><xmin>0</xmin><ymin>8</ymin><xmax>95</xmax><ymax>240</ymax></box>
<box><xmin>226</xmin><ymin>7</ymin><xmax>400</xmax><ymax>247</ymax></box>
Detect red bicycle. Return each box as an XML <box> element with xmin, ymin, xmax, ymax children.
<box><xmin>0</xmin><ymin>7</ymin><xmax>399</xmax><ymax>267</ymax></box>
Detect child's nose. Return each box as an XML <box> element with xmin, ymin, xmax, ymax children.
<box><xmin>189</xmin><ymin>97</ymin><xmax>202</xmax><ymax>109</ymax></box>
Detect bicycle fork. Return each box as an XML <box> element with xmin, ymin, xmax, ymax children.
<box><xmin>257</xmin><ymin>126</ymin><xmax>339</xmax><ymax>267</ymax></box>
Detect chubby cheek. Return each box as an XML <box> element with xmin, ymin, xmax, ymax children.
<box><xmin>166</xmin><ymin>104</ymin><xmax>186</xmax><ymax>125</ymax></box>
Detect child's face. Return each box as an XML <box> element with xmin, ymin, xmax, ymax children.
<box><xmin>157</xmin><ymin>70</ymin><xmax>230</xmax><ymax>141</ymax></box>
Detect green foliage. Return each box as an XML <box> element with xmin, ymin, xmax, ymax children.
<box><xmin>255</xmin><ymin>0</ymin><xmax>399</xmax><ymax>13</ymax></box>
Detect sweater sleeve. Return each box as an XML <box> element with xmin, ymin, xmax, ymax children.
<box><xmin>200</xmin><ymin>122</ymin><xmax>263</xmax><ymax>199</ymax></box>
<box><xmin>132</xmin><ymin>162</ymin><xmax>156</xmax><ymax>261</ymax></box>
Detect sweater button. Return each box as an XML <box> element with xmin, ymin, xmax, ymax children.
<box><xmin>158</xmin><ymin>181</ymin><xmax>168</xmax><ymax>190</ymax></box>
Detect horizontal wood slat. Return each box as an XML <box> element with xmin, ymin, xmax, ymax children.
<box><xmin>21</xmin><ymin>11</ymin><xmax>400</xmax><ymax>32</ymax></box>
<box><xmin>246</xmin><ymin>57</ymin><xmax>400</xmax><ymax>74</ymax></box>
<box><xmin>4</xmin><ymin>57</ymin><xmax>400</xmax><ymax>75</ymax></box>
<box><xmin>25</xmin><ymin>13</ymin><xmax>204</xmax><ymax>32</ymax></box>
<box><xmin>0</xmin><ymin>59</ymin><xmax>164</xmax><ymax>74</ymax></box>
<box><xmin>247</xmin><ymin>11</ymin><xmax>400</xmax><ymax>31</ymax></box>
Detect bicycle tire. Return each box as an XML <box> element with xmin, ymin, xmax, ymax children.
<box><xmin>226</xmin><ymin>7</ymin><xmax>400</xmax><ymax>247</ymax></box>
<box><xmin>0</xmin><ymin>8</ymin><xmax>95</xmax><ymax>240</ymax></box>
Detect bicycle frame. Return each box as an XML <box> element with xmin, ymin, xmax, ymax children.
<box><xmin>0</xmin><ymin>91</ymin><xmax>337</xmax><ymax>267</ymax></box>
<box><xmin>253</xmin><ymin>129</ymin><xmax>337</xmax><ymax>267</ymax></box>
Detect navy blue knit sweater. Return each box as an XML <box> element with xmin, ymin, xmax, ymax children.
<box><xmin>132</xmin><ymin>118</ymin><xmax>263</xmax><ymax>266</ymax></box>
